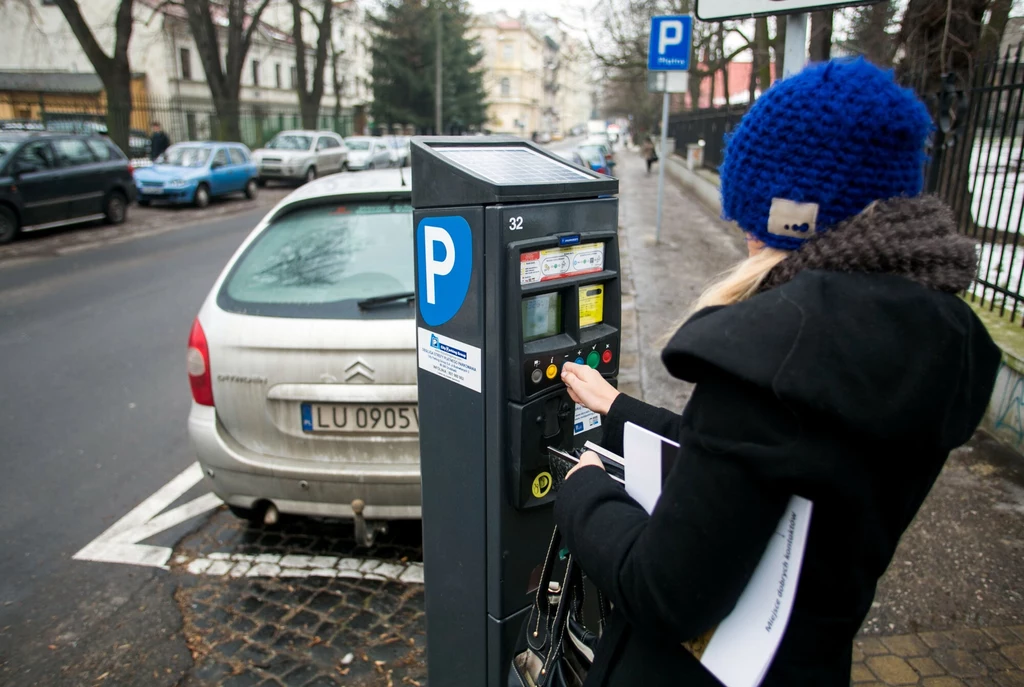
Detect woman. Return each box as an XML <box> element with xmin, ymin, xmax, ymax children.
<box><xmin>555</xmin><ymin>58</ymin><xmax>1001</xmax><ymax>686</ymax></box>
<box><xmin>642</xmin><ymin>136</ymin><xmax>657</xmax><ymax>174</ymax></box>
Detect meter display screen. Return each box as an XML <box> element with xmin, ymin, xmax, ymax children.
<box><xmin>522</xmin><ymin>292</ymin><xmax>562</xmax><ymax>342</ymax></box>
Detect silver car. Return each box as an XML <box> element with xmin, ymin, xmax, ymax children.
<box><xmin>344</xmin><ymin>137</ymin><xmax>393</xmax><ymax>171</ymax></box>
<box><xmin>252</xmin><ymin>130</ymin><xmax>348</xmax><ymax>185</ymax></box>
<box><xmin>187</xmin><ymin>169</ymin><xmax>417</xmax><ymax>544</ymax></box>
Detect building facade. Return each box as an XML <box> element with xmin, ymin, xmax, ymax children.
<box><xmin>0</xmin><ymin>0</ymin><xmax>375</xmax><ymax>145</ymax></box>
<box><xmin>472</xmin><ymin>12</ymin><xmax>593</xmax><ymax>137</ymax></box>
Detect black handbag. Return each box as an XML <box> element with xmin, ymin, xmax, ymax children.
<box><xmin>509</xmin><ymin>527</ymin><xmax>609</xmax><ymax>687</ymax></box>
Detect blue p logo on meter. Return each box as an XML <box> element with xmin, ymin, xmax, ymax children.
<box><xmin>417</xmin><ymin>215</ymin><xmax>473</xmax><ymax>326</ymax></box>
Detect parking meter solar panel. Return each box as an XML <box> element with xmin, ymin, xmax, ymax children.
<box><xmin>434</xmin><ymin>146</ymin><xmax>593</xmax><ymax>185</ymax></box>
<box><xmin>411</xmin><ymin>137</ymin><xmax>617</xmax><ymax>208</ymax></box>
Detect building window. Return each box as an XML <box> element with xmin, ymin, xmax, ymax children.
<box><xmin>275</xmin><ymin>63</ymin><xmax>282</xmax><ymax>88</ymax></box>
<box><xmin>500</xmin><ymin>77</ymin><xmax>511</xmax><ymax>97</ymax></box>
<box><xmin>290</xmin><ymin>65</ymin><xmax>297</xmax><ymax>89</ymax></box>
<box><xmin>186</xmin><ymin>112</ymin><xmax>197</xmax><ymax>140</ymax></box>
<box><xmin>503</xmin><ymin>43</ymin><xmax>513</xmax><ymax>62</ymax></box>
<box><xmin>179</xmin><ymin>48</ymin><xmax>192</xmax><ymax>80</ymax></box>
<box><xmin>251</xmin><ymin>60</ymin><xmax>261</xmax><ymax>87</ymax></box>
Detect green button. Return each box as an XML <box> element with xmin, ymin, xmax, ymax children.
<box><xmin>586</xmin><ymin>351</ymin><xmax>600</xmax><ymax>368</ymax></box>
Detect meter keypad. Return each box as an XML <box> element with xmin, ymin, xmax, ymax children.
<box><xmin>523</xmin><ymin>338</ymin><xmax>618</xmax><ymax>393</ymax></box>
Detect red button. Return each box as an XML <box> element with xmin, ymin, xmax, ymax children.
<box><xmin>601</xmin><ymin>350</ymin><xmax>613</xmax><ymax>364</ymax></box>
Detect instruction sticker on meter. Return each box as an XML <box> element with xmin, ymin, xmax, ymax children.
<box><xmin>574</xmin><ymin>403</ymin><xmax>602</xmax><ymax>435</ymax></box>
<box><xmin>520</xmin><ymin>242</ymin><xmax>604</xmax><ymax>284</ymax></box>
<box><xmin>418</xmin><ymin>328</ymin><xmax>482</xmax><ymax>393</ymax></box>
<box><xmin>578</xmin><ymin>284</ymin><xmax>605</xmax><ymax>327</ymax></box>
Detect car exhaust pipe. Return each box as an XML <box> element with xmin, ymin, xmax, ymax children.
<box><xmin>351</xmin><ymin>498</ymin><xmax>387</xmax><ymax>547</ymax></box>
<box><xmin>263</xmin><ymin>502</ymin><xmax>279</xmax><ymax>526</ymax></box>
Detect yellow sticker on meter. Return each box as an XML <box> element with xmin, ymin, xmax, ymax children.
<box><xmin>579</xmin><ymin>285</ymin><xmax>605</xmax><ymax>328</ymax></box>
<box><xmin>532</xmin><ymin>472</ymin><xmax>553</xmax><ymax>499</ymax></box>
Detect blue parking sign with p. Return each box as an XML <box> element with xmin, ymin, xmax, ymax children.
<box><xmin>648</xmin><ymin>15</ymin><xmax>693</xmax><ymax>71</ymax></box>
<box><xmin>416</xmin><ymin>216</ymin><xmax>473</xmax><ymax>326</ymax></box>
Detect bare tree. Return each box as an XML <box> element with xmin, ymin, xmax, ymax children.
<box><xmin>331</xmin><ymin>41</ymin><xmax>344</xmax><ymax>130</ymax></box>
<box><xmin>840</xmin><ymin>1</ymin><xmax>899</xmax><ymax>67</ymax></box>
<box><xmin>52</xmin><ymin>0</ymin><xmax>134</xmax><ymax>154</ymax></box>
<box><xmin>290</xmin><ymin>0</ymin><xmax>333</xmax><ymax>130</ymax></box>
<box><xmin>182</xmin><ymin>0</ymin><xmax>275</xmax><ymax>141</ymax></box>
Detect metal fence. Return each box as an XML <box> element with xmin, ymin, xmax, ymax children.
<box><xmin>928</xmin><ymin>45</ymin><xmax>1024</xmax><ymax>324</ymax></box>
<box><xmin>666</xmin><ymin>105</ymin><xmax>748</xmax><ymax>172</ymax></box>
<box><xmin>0</xmin><ymin>95</ymin><xmax>363</xmax><ymax>158</ymax></box>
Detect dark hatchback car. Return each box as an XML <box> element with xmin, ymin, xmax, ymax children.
<box><xmin>0</xmin><ymin>132</ymin><xmax>136</xmax><ymax>244</ymax></box>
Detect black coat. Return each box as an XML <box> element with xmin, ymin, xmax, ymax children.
<box><xmin>150</xmin><ymin>131</ymin><xmax>170</xmax><ymax>160</ymax></box>
<box><xmin>554</xmin><ymin>270</ymin><xmax>1000</xmax><ymax>686</ymax></box>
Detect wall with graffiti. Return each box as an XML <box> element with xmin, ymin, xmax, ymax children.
<box><xmin>987</xmin><ymin>360</ymin><xmax>1024</xmax><ymax>449</ymax></box>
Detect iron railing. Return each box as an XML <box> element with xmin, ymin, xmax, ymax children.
<box><xmin>665</xmin><ymin>105</ymin><xmax>748</xmax><ymax>172</ymax></box>
<box><xmin>927</xmin><ymin>45</ymin><xmax>1024</xmax><ymax>324</ymax></box>
<box><xmin>0</xmin><ymin>95</ymin><xmax>368</xmax><ymax>158</ymax></box>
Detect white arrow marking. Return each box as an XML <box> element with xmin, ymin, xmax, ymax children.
<box><xmin>74</xmin><ymin>461</ymin><xmax>223</xmax><ymax>570</ymax></box>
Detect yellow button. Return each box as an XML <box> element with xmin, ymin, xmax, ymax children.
<box><xmin>546</xmin><ymin>364</ymin><xmax>558</xmax><ymax>379</ymax></box>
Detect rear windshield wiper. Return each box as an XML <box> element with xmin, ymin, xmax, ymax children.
<box><xmin>357</xmin><ymin>291</ymin><xmax>415</xmax><ymax>310</ymax></box>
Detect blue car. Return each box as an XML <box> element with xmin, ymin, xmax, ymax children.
<box><xmin>134</xmin><ymin>142</ymin><xmax>258</xmax><ymax>208</ymax></box>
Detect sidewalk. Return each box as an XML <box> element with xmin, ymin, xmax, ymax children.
<box><xmin>614</xmin><ymin>149</ymin><xmax>1024</xmax><ymax>686</ymax></box>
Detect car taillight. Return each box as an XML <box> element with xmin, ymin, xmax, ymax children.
<box><xmin>605</xmin><ymin>154</ymin><xmax>613</xmax><ymax>162</ymax></box>
<box><xmin>128</xmin><ymin>163</ymin><xmax>134</xmax><ymax>175</ymax></box>
<box><xmin>599</xmin><ymin>166</ymin><xmax>608</xmax><ymax>175</ymax></box>
<box><xmin>187</xmin><ymin>318</ymin><xmax>214</xmax><ymax>406</ymax></box>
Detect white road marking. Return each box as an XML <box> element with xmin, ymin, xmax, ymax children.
<box><xmin>179</xmin><ymin>552</ymin><xmax>424</xmax><ymax>582</ymax></box>
<box><xmin>74</xmin><ymin>461</ymin><xmax>425</xmax><ymax>583</ymax></box>
<box><xmin>74</xmin><ymin>462</ymin><xmax>222</xmax><ymax>569</ymax></box>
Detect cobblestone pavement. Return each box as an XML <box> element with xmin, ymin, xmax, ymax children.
<box><xmin>172</xmin><ymin>511</ymin><xmax>426</xmax><ymax>687</ymax></box>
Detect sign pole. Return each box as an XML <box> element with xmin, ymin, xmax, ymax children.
<box><xmin>783</xmin><ymin>13</ymin><xmax>809</xmax><ymax>78</ymax></box>
<box><xmin>655</xmin><ymin>90</ymin><xmax>670</xmax><ymax>243</ymax></box>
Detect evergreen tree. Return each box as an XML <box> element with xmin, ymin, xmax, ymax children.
<box><xmin>370</xmin><ymin>0</ymin><xmax>487</xmax><ymax>133</ymax></box>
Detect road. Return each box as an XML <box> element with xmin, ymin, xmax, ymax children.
<box><xmin>0</xmin><ymin>209</ymin><xmax>263</xmax><ymax>685</ymax></box>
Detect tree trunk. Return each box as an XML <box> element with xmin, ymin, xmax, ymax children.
<box><xmin>755</xmin><ymin>17</ymin><xmax>771</xmax><ymax>92</ymax></box>
<box><xmin>749</xmin><ymin>45</ymin><xmax>758</xmax><ymax>103</ymax></box>
<box><xmin>718</xmin><ymin>25</ymin><xmax>729</xmax><ymax>106</ymax></box>
<box><xmin>809</xmin><ymin>10</ymin><xmax>833</xmax><ymax>62</ymax></box>
<box><xmin>184</xmin><ymin>0</ymin><xmax>273</xmax><ymax>142</ymax></box>
<box><xmin>52</xmin><ymin>0</ymin><xmax>134</xmax><ymax>155</ymax></box>
<box><xmin>980</xmin><ymin>0</ymin><xmax>1013</xmax><ymax>59</ymax></box>
<box><xmin>772</xmin><ymin>16</ymin><xmax>787</xmax><ymax>80</ymax></box>
<box><xmin>292</xmin><ymin>0</ymin><xmax>333</xmax><ymax>131</ymax></box>
<box><xmin>105</xmin><ymin>69</ymin><xmax>132</xmax><ymax>157</ymax></box>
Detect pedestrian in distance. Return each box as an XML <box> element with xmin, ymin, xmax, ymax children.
<box><xmin>642</xmin><ymin>135</ymin><xmax>658</xmax><ymax>174</ymax></box>
<box><xmin>556</xmin><ymin>57</ymin><xmax>1001</xmax><ymax>687</ymax></box>
<box><xmin>150</xmin><ymin>121</ymin><xmax>170</xmax><ymax>161</ymax></box>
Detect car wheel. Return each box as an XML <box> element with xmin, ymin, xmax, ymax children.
<box><xmin>368</xmin><ymin>161</ymin><xmax>376</xmax><ymax>171</ymax></box>
<box><xmin>341</xmin><ymin>161</ymin><xmax>348</xmax><ymax>172</ymax></box>
<box><xmin>256</xmin><ymin>178</ymin><xmax>267</xmax><ymax>188</ymax></box>
<box><xmin>0</xmin><ymin>206</ymin><xmax>19</xmax><ymax>245</ymax></box>
<box><xmin>245</xmin><ymin>179</ymin><xmax>258</xmax><ymax>200</ymax></box>
<box><xmin>305</xmin><ymin>167</ymin><xmax>317</xmax><ymax>184</ymax></box>
<box><xmin>193</xmin><ymin>184</ymin><xmax>210</xmax><ymax>209</ymax></box>
<box><xmin>104</xmin><ymin>191</ymin><xmax>128</xmax><ymax>225</ymax></box>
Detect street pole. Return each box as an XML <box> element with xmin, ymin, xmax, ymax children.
<box><xmin>435</xmin><ymin>5</ymin><xmax>443</xmax><ymax>135</ymax></box>
<box><xmin>784</xmin><ymin>13</ymin><xmax>809</xmax><ymax>78</ymax></box>
<box><xmin>655</xmin><ymin>90</ymin><xmax>670</xmax><ymax>243</ymax></box>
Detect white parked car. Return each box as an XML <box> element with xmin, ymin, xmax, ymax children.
<box><xmin>344</xmin><ymin>136</ymin><xmax>393</xmax><ymax>171</ymax></box>
<box><xmin>186</xmin><ymin>169</ymin><xmax>417</xmax><ymax>544</ymax></box>
<box><xmin>251</xmin><ymin>130</ymin><xmax>347</xmax><ymax>185</ymax></box>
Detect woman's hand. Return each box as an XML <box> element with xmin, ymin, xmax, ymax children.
<box><xmin>566</xmin><ymin>451</ymin><xmax>605</xmax><ymax>480</ymax></box>
<box><xmin>561</xmin><ymin>362</ymin><xmax>621</xmax><ymax>415</ymax></box>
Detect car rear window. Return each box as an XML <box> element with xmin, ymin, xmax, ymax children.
<box><xmin>218</xmin><ymin>201</ymin><xmax>414</xmax><ymax>319</ymax></box>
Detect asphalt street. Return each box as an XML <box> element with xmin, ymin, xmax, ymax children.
<box><xmin>0</xmin><ymin>209</ymin><xmax>262</xmax><ymax>685</ymax></box>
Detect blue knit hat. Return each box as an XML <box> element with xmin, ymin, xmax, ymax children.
<box><xmin>719</xmin><ymin>58</ymin><xmax>933</xmax><ymax>251</ymax></box>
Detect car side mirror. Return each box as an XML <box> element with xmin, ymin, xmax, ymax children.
<box><xmin>12</xmin><ymin>160</ymin><xmax>35</xmax><ymax>177</ymax></box>
<box><xmin>211</xmin><ymin>160</ymin><xmax>223</xmax><ymax>169</ymax></box>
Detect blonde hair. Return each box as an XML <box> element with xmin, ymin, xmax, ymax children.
<box><xmin>691</xmin><ymin>247</ymin><xmax>789</xmax><ymax>312</ymax></box>
<box><xmin>659</xmin><ymin>247</ymin><xmax>789</xmax><ymax>347</ymax></box>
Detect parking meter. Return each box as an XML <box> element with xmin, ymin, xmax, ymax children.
<box><xmin>411</xmin><ymin>137</ymin><xmax>621</xmax><ymax>686</ymax></box>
